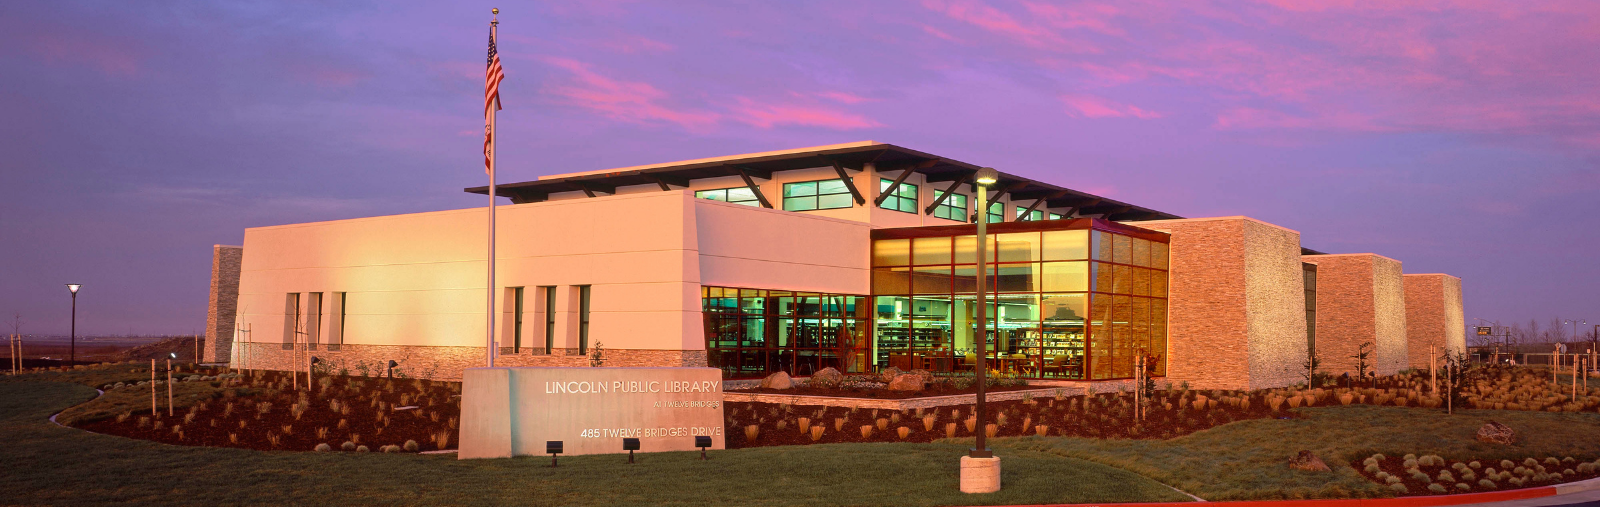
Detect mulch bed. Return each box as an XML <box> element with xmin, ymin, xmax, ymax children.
<box><xmin>76</xmin><ymin>370</ymin><xmax>460</xmax><ymax>453</ymax></box>
<box><xmin>725</xmin><ymin>390</ymin><xmax>1294</xmax><ymax>448</ymax></box>
<box><xmin>1352</xmin><ymin>454</ymin><xmax>1600</xmax><ymax>496</ymax></box>
<box><xmin>728</xmin><ymin>383</ymin><xmax>1044</xmax><ymax>399</ymax></box>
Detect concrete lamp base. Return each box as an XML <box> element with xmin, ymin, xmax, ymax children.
<box><xmin>960</xmin><ymin>455</ymin><xmax>1001</xmax><ymax>493</ymax></box>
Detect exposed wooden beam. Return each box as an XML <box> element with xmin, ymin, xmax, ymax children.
<box><xmin>735</xmin><ymin>167</ymin><xmax>773</xmax><ymax>208</ymax></box>
<box><xmin>1054</xmin><ymin>206</ymin><xmax>1079</xmax><ymax>220</ymax></box>
<box><xmin>507</xmin><ymin>191</ymin><xmax>547</xmax><ymax>204</ymax></box>
<box><xmin>830</xmin><ymin>161</ymin><xmax>866</xmax><ymax>205</ymax></box>
<box><xmin>643</xmin><ymin>173</ymin><xmax>689</xmax><ymax>190</ymax></box>
<box><xmin>873</xmin><ymin>164</ymin><xmax>919</xmax><ymax>207</ymax></box>
<box><xmin>1018</xmin><ymin>197</ymin><xmax>1049</xmax><ymax>220</ymax></box>
<box><xmin>726</xmin><ymin>164</ymin><xmax>772</xmax><ymax>180</ymax></box>
<box><xmin>571</xmin><ymin>180</ymin><xmax>616</xmax><ymax>198</ymax></box>
<box><xmin>924</xmin><ymin>172</ymin><xmax>972</xmax><ymax>215</ymax></box>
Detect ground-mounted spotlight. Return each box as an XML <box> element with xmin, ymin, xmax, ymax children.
<box><xmin>623</xmin><ymin>437</ymin><xmax>639</xmax><ymax>464</ymax></box>
<box><xmin>695</xmin><ymin>435</ymin><xmax>711</xmax><ymax>460</ymax></box>
<box><xmin>387</xmin><ymin>360</ymin><xmax>398</xmax><ymax>378</ymax></box>
<box><xmin>547</xmin><ymin>440</ymin><xmax>563</xmax><ymax>467</ymax></box>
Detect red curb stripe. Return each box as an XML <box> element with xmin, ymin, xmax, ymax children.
<box><xmin>981</xmin><ymin>485</ymin><xmax>1558</xmax><ymax>507</ymax></box>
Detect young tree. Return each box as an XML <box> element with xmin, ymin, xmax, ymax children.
<box><xmin>1351</xmin><ymin>342</ymin><xmax>1373</xmax><ymax>387</ymax></box>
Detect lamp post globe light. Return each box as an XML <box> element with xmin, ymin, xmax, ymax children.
<box><xmin>960</xmin><ymin>167</ymin><xmax>1002</xmax><ymax>494</ymax></box>
<box><xmin>66</xmin><ymin>284</ymin><xmax>81</xmax><ymax>364</ymax></box>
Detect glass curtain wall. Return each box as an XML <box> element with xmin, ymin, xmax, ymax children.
<box><xmin>702</xmin><ymin>287</ymin><xmax>870</xmax><ymax>379</ymax></box>
<box><xmin>871</xmin><ymin>223</ymin><xmax>1169</xmax><ymax>380</ymax></box>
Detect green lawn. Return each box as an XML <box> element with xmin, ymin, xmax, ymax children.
<box><xmin>997</xmin><ymin>404</ymin><xmax>1600</xmax><ymax>501</ymax></box>
<box><xmin>0</xmin><ymin>379</ymin><xmax>1189</xmax><ymax>506</ymax></box>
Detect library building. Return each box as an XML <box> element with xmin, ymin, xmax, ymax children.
<box><xmin>203</xmin><ymin>141</ymin><xmax>1465</xmax><ymax>391</ymax></box>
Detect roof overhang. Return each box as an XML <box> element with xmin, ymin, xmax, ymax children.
<box><xmin>465</xmin><ymin>142</ymin><xmax>1182</xmax><ymax>221</ymax></box>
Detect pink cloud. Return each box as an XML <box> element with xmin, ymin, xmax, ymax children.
<box><xmin>1213</xmin><ymin>107</ymin><xmax>1388</xmax><ymax>132</ymax></box>
<box><xmin>27</xmin><ymin>32</ymin><xmax>141</xmax><ymax>76</ymax></box>
<box><xmin>598</xmin><ymin>35</ymin><xmax>674</xmax><ymax>54</ymax></box>
<box><xmin>921</xmin><ymin>0</ymin><xmax>1097</xmax><ymax>52</ymax></box>
<box><xmin>1021</xmin><ymin>1</ymin><xmax>1125</xmax><ymax>36</ymax></box>
<box><xmin>1059</xmin><ymin>94</ymin><xmax>1161</xmax><ymax>119</ymax></box>
<box><xmin>730</xmin><ymin>98</ymin><xmax>883</xmax><ymax>130</ymax></box>
<box><xmin>541</xmin><ymin>57</ymin><xmax>720</xmax><ymax>131</ymax></box>
<box><xmin>817</xmin><ymin>91</ymin><xmax>874</xmax><ymax>104</ymax></box>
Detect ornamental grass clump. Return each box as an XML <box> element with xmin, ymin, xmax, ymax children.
<box><xmin>944</xmin><ymin>422</ymin><xmax>957</xmax><ymax>439</ymax></box>
<box><xmin>859</xmin><ymin>425</ymin><xmax>872</xmax><ymax>439</ymax></box>
<box><xmin>744</xmin><ymin>425</ymin><xmax>759</xmax><ymax>442</ymax></box>
<box><xmin>809</xmin><ymin>425</ymin><xmax>824</xmax><ymax>442</ymax></box>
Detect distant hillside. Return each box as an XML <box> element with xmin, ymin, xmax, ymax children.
<box><xmin>117</xmin><ymin>336</ymin><xmax>204</xmax><ymax>362</ymax></box>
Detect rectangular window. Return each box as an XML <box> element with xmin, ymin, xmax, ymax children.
<box><xmin>982</xmin><ymin>202</ymin><xmax>1004</xmax><ymax>223</ymax></box>
<box><xmin>878</xmin><ymin>178</ymin><xmax>918</xmax><ymax>213</ymax></box>
<box><xmin>1048</xmin><ymin>212</ymin><xmax>1064</xmax><ymax>220</ymax></box>
<box><xmin>695</xmin><ymin>187</ymin><xmax>761</xmax><ymax>207</ymax></box>
<box><xmin>512</xmin><ymin>287</ymin><xmax>525</xmax><ymax>353</ymax></box>
<box><xmin>542</xmin><ymin>286</ymin><xmax>556</xmax><ymax>354</ymax></box>
<box><xmin>932</xmin><ymin>193</ymin><xmax>967</xmax><ymax>221</ymax></box>
<box><xmin>578</xmin><ymin>285</ymin><xmax>592</xmax><ymax>355</ymax></box>
<box><xmin>782</xmin><ymin>179</ymin><xmax>853</xmax><ymax>211</ymax></box>
<box><xmin>328</xmin><ymin>292</ymin><xmax>346</xmax><ymax>349</ymax></box>
<box><xmin>282</xmin><ymin>293</ymin><xmax>300</xmax><ymax>349</ymax></box>
<box><xmin>306</xmin><ymin>292</ymin><xmax>323</xmax><ymax>348</ymax></box>
<box><xmin>1015</xmin><ymin>206</ymin><xmax>1043</xmax><ymax>221</ymax></box>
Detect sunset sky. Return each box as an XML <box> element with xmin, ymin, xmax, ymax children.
<box><xmin>2</xmin><ymin>1</ymin><xmax>1597</xmax><ymax>336</ymax></box>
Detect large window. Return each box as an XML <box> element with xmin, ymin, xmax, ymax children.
<box><xmin>932</xmin><ymin>193</ymin><xmax>967</xmax><ymax>221</ymax></box>
<box><xmin>512</xmin><ymin>287</ymin><xmax>525</xmax><ymax>353</ymax></box>
<box><xmin>975</xmin><ymin>201</ymin><xmax>1004</xmax><ymax>223</ymax></box>
<box><xmin>1016</xmin><ymin>206</ymin><xmax>1043</xmax><ymax>222</ymax></box>
<box><xmin>695</xmin><ymin>187</ymin><xmax>761</xmax><ymax>207</ymax></box>
<box><xmin>783</xmin><ymin>179</ymin><xmax>853</xmax><ymax>211</ymax></box>
<box><xmin>878</xmin><ymin>179</ymin><xmax>918</xmax><ymax>213</ymax></box>
<box><xmin>703</xmin><ymin>287</ymin><xmax>870</xmax><ymax>379</ymax></box>
<box><xmin>870</xmin><ymin>222</ymin><xmax>1169</xmax><ymax>380</ymax></box>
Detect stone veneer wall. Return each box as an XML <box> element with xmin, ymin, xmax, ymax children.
<box><xmin>1136</xmin><ymin>217</ymin><xmax>1308</xmax><ymax>391</ymax></box>
<box><xmin>203</xmin><ymin>245</ymin><xmax>243</xmax><ymax>363</ymax></box>
<box><xmin>1244</xmin><ymin>221</ymin><xmax>1314</xmax><ymax>390</ymax></box>
<box><xmin>231</xmin><ymin>341</ymin><xmax>707</xmax><ymax>381</ymax></box>
<box><xmin>1304</xmin><ymin>254</ymin><xmax>1408</xmax><ymax>376</ymax></box>
<box><xmin>1403</xmin><ymin>274</ymin><xmax>1466</xmax><ymax>369</ymax></box>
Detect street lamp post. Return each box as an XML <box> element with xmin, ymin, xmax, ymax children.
<box><xmin>961</xmin><ymin>167</ymin><xmax>1001</xmax><ymax>494</ymax></box>
<box><xmin>66</xmin><ymin>284</ymin><xmax>80</xmax><ymax>364</ymax></box>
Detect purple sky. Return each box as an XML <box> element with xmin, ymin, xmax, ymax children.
<box><xmin>2</xmin><ymin>1</ymin><xmax>1597</xmax><ymax>337</ymax></box>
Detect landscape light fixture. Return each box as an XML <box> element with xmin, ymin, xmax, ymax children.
<box><xmin>695</xmin><ymin>435</ymin><xmax>712</xmax><ymax>460</ymax></box>
<box><xmin>623</xmin><ymin>437</ymin><xmax>640</xmax><ymax>463</ymax></box>
<box><xmin>546</xmin><ymin>440</ymin><xmax>563</xmax><ymax>467</ymax></box>
<box><xmin>387</xmin><ymin>359</ymin><xmax>398</xmax><ymax>378</ymax></box>
<box><xmin>65</xmin><ymin>284</ymin><xmax>81</xmax><ymax>364</ymax></box>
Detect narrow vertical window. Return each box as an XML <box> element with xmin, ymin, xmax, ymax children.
<box><xmin>282</xmin><ymin>293</ymin><xmax>300</xmax><ymax>349</ymax></box>
<box><xmin>578</xmin><ymin>285</ymin><xmax>592</xmax><ymax>355</ymax></box>
<box><xmin>512</xmin><ymin>287</ymin><xmax>525</xmax><ymax>353</ymax></box>
<box><xmin>306</xmin><ymin>292</ymin><xmax>323</xmax><ymax>349</ymax></box>
<box><xmin>327</xmin><ymin>292</ymin><xmax>345</xmax><ymax>350</ymax></box>
<box><xmin>543</xmin><ymin>286</ymin><xmax>556</xmax><ymax>354</ymax></box>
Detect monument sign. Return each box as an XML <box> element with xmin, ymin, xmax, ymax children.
<box><xmin>458</xmin><ymin>367</ymin><xmax>725</xmax><ymax>459</ymax></box>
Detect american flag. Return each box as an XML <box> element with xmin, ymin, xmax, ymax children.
<box><xmin>484</xmin><ymin>25</ymin><xmax>504</xmax><ymax>174</ymax></box>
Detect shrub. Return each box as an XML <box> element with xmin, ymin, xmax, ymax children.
<box><xmin>342</xmin><ymin>441</ymin><xmax>356</xmax><ymax>451</ymax></box>
<box><xmin>356</xmin><ymin>445</ymin><xmax>370</xmax><ymax>452</ymax></box>
<box><xmin>1427</xmin><ymin>483</ymin><xmax>1447</xmax><ymax>494</ymax></box>
<box><xmin>403</xmin><ymin>440</ymin><xmax>419</xmax><ymax>452</ymax></box>
<box><xmin>314</xmin><ymin>443</ymin><xmax>331</xmax><ymax>452</ymax></box>
<box><xmin>1389</xmin><ymin>483</ymin><xmax>1408</xmax><ymax>493</ymax></box>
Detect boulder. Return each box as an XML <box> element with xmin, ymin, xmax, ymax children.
<box><xmin>759</xmin><ymin>371</ymin><xmax>793</xmax><ymax>390</ymax></box>
<box><xmin>878</xmin><ymin>367</ymin><xmax>903</xmax><ymax>382</ymax></box>
<box><xmin>1288</xmin><ymin>450</ymin><xmax>1331</xmax><ymax>472</ymax></box>
<box><xmin>1476</xmin><ymin>421</ymin><xmax>1517</xmax><ymax>445</ymax></box>
<box><xmin>810</xmin><ymin>367</ymin><xmax>844</xmax><ymax>387</ymax></box>
<box><xmin>888</xmin><ymin>373</ymin><xmax>928</xmax><ymax>391</ymax></box>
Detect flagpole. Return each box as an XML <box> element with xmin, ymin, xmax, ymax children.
<box><xmin>485</xmin><ymin>10</ymin><xmax>499</xmax><ymax>368</ymax></box>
